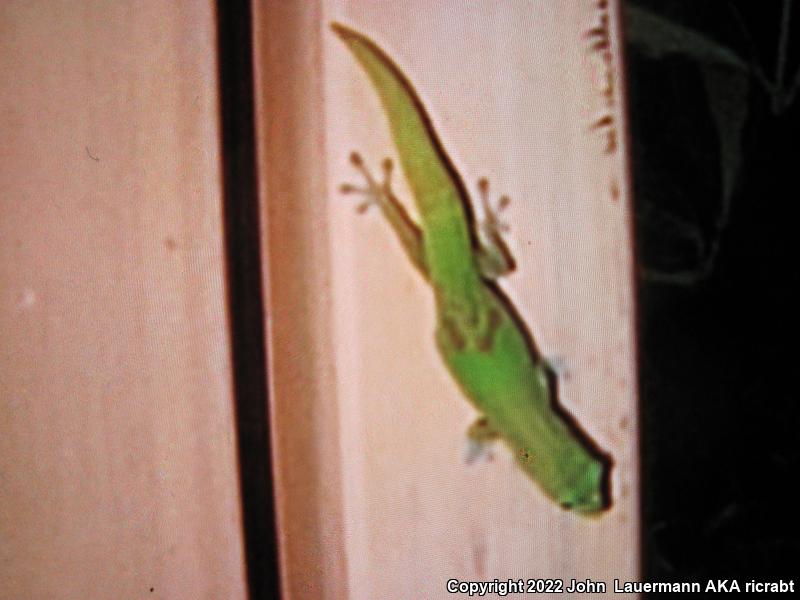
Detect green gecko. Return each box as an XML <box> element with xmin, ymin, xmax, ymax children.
<box><xmin>332</xmin><ymin>22</ymin><xmax>612</xmax><ymax>514</ymax></box>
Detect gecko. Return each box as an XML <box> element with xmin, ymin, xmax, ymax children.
<box><xmin>332</xmin><ymin>22</ymin><xmax>612</xmax><ymax>514</ymax></box>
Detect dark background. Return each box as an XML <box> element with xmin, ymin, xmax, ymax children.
<box><xmin>625</xmin><ymin>0</ymin><xmax>799</xmax><ymax>587</ymax></box>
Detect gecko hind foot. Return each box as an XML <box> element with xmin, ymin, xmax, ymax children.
<box><xmin>339</xmin><ymin>151</ymin><xmax>394</xmax><ymax>213</ymax></box>
<box><xmin>475</xmin><ymin>178</ymin><xmax>516</xmax><ymax>279</ymax></box>
<box><xmin>338</xmin><ymin>151</ymin><xmax>428</xmax><ymax>275</ymax></box>
<box><xmin>477</xmin><ymin>178</ymin><xmax>511</xmax><ymax>235</ymax></box>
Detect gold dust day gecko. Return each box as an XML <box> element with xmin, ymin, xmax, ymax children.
<box><xmin>332</xmin><ymin>23</ymin><xmax>612</xmax><ymax>515</ymax></box>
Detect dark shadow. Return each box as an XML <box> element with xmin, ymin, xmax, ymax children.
<box><xmin>486</xmin><ymin>279</ymin><xmax>615</xmax><ymax>512</ymax></box>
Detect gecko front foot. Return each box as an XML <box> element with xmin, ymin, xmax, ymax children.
<box><xmin>464</xmin><ymin>416</ymin><xmax>501</xmax><ymax>464</ymax></box>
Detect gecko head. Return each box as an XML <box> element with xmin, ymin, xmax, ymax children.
<box><xmin>559</xmin><ymin>460</ymin><xmax>611</xmax><ymax>517</ymax></box>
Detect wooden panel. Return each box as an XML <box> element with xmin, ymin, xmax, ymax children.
<box><xmin>252</xmin><ymin>2</ymin><xmax>349</xmax><ymax>598</ymax></box>
<box><xmin>0</xmin><ymin>2</ymin><xmax>247</xmax><ymax>598</ymax></box>
<box><xmin>256</xmin><ymin>1</ymin><xmax>638</xmax><ymax>598</ymax></box>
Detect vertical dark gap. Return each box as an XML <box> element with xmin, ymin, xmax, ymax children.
<box><xmin>215</xmin><ymin>1</ymin><xmax>281</xmax><ymax>598</ymax></box>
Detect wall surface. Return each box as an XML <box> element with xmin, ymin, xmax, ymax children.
<box><xmin>0</xmin><ymin>2</ymin><xmax>247</xmax><ymax>598</ymax></box>
<box><xmin>256</xmin><ymin>1</ymin><xmax>639</xmax><ymax>598</ymax></box>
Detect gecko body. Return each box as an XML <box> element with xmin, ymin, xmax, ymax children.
<box><xmin>333</xmin><ymin>23</ymin><xmax>611</xmax><ymax>514</ymax></box>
